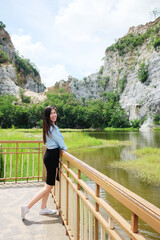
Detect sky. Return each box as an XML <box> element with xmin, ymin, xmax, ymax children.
<box><xmin>0</xmin><ymin>0</ymin><xmax>160</xmax><ymax>87</ymax></box>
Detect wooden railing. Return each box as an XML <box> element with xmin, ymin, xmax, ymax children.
<box><xmin>50</xmin><ymin>149</ymin><xmax>160</xmax><ymax>240</ymax></box>
<box><xmin>1</xmin><ymin>141</ymin><xmax>160</xmax><ymax>239</ymax></box>
<box><xmin>0</xmin><ymin>141</ymin><xmax>43</xmax><ymax>183</ymax></box>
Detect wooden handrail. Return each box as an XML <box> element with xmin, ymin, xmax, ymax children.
<box><xmin>61</xmin><ymin>150</ymin><xmax>160</xmax><ymax>235</ymax></box>
<box><xmin>0</xmin><ymin>141</ymin><xmax>43</xmax><ymax>143</ymax></box>
<box><xmin>60</xmin><ymin>161</ymin><xmax>145</xmax><ymax>240</ymax></box>
<box><xmin>1</xmin><ymin>141</ymin><xmax>159</xmax><ymax>239</ymax></box>
<box><xmin>0</xmin><ymin>141</ymin><xmax>43</xmax><ymax>183</ymax></box>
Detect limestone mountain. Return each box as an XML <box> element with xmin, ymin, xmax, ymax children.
<box><xmin>0</xmin><ymin>23</ymin><xmax>45</xmax><ymax>96</ymax></box>
<box><xmin>54</xmin><ymin>17</ymin><xmax>160</xmax><ymax>128</ymax></box>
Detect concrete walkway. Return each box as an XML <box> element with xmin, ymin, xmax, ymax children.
<box><xmin>0</xmin><ymin>181</ymin><xmax>69</xmax><ymax>240</ymax></box>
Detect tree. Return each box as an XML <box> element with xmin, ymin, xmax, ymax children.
<box><xmin>150</xmin><ymin>8</ymin><xmax>160</xmax><ymax>20</ymax></box>
<box><xmin>0</xmin><ymin>21</ymin><xmax>6</xmax><ymax>28</ymax></box>
<box><xmin>138</xmin><ymin>62</ymin><xmax>149</xmax><ymax>83</ymax></box>
<box><xmin>0</xmin><ymin>95</ymin><xmax>16</xmax><ymax>128</ymax></box>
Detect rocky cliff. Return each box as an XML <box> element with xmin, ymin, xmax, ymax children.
<box><xmin>54</xmin><ymin>17</ymin><xmax>160</xmax><ymax>127</ymax></box>
<box><xmin>0</xmin><ymin>25</ymin><xmax>45</xmax><ymax>95</ymax></box>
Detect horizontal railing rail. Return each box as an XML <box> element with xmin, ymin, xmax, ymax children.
<box><xmin>0</xmin><ymin>140</ymin><xmax>43</xmax><ymax>183</ymax></box>
<box><xmin>51</xmin><ymin>149</ymin><xmax>160</xmax><ymax>240</ymax></box>
<box><xmin>1</xmin><ymin>141</ymin><xmax>159</xmax><ymax>240</ymax></box>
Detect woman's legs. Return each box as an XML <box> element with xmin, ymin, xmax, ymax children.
<box><xmin>27</xmin><ymin>148</ymin><xmax>59</xmax><ymax>210</ymax></box>
<box><xmin>41</xmin><ymin>167</ymin><xmax>59</xmax><ymax>209</ymax></box>
<box><xmin>27</xmin><ymin>183</ymin><xmax>53</xmax><ymax>209</ymax></box>
<box><xmin>41</xmin><ymin>190</ymin><xmax>50</xmax><ymax>209</ymax></box>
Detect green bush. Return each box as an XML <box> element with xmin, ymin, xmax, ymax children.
<box><xmin>83</xmin><ymin>77</ymin><xmax>88</xmax><ymax>85</ymax></box>
<box><xmin>0</xmin><ymin>95</ymin><xmax>17</xmax><ymax>128</ymax></box>
<box><xmin>106</xmin><ymin>22</ymin><xmax>160</xmax><ymax>56</ymax></box>
<box><xmin>130</xmin><ymin>119</ymin><xmax>141</xmax><ymax>128</ymax></box>
<box><xmin>14</xmin><ymin>52</ymin><xmax>39</xmax><ymax>77</ymax></box>
<box><xmin>118</xmin><ymin>75</ymin><xmax>127</xmax><ymax>93</ymax></box>
<box><xmin>0</xmin><ymin>21</ymin><xmax>6</xmax><ymax>29</ymax></box>
<box><xmin>99</xmin><ymin>66</ymin><xmax>104</xmax><ymax>75</ymax></box>
<box><xmin>22</xmin><ymin>96</ymin><xmax>31</xmax><ymax>104</ymax></box>
<box><xmin>99</xmin><ymin>76</ymin><xmax>109</xmax><ymax>90</ymax></box>
<box><xmin>153</xmin><ymin>38</ymin><xmax>160</xmax><ymax>50</ymax></box>
<box><xmin>137</xmin><ymin>62</ymin><xmax>149</xmax><ymax>83</ymax></box>
<box><xmin>19</xmin><ymin>88</ymin><xmax>31</xmax><ymax>103</ymax></box>
<box><xmin>153</xmin><ymin>114</ymin><xmax>160</xmax><ymax>125</ymax></box>
<box><xmin>0</xmin><ymin>49</ymin><xmax>9</xmax><ymax>63</ymax></box>
<box><xmin>103</xmin><ymin>76</ymin><xmax>109</xmax><ymax>89</ymax></box>
<box><xmin>0</xmin><ymin>89</ymin><xmax>130</xmax><ymax>129</ymax></box>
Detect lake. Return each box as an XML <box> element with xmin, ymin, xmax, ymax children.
<box><xmin>70</xmin><ymin>130</ymin><xmax>160</xmax><ymax>240</ymax></box>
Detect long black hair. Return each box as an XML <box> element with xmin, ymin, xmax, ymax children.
<box><xmin>43</xmin><ymin>106</ymin><xmax>57</xmax><ymax>144</ymax></box>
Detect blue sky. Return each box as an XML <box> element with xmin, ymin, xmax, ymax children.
<box><xmin>0</xmin><ymin>0</ymin><xmax>160</xmax><ymax>87</ymax></box>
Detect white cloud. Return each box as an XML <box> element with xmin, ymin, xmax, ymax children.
<box><xmin>55</xmin><ymin>0</ymin><xmax>114</xmax><ymax>41</ymax></box>
<box><xmin>50</xmin><ymin>52</ymin><xmax>63</xmax><ymax>59</ymax></box>
<box><xmin>55</xmin><ymin>0</ymin><xmax>160</xmax><ymax>42</ymax></box>
<box><xmin>11</xmin><ymin>33</ymin><xmax>69</xmax><ymax>87</ymax></box>
<box><xmin>40</xmin><ymin>65</ymin><xmax>69</xmax><ymax>87</ymax></box>
<box><xmin>7</xmin><ymin>0</ymin><xmax>160</xmax><ymax>88</ymax></box>
<box><xmin>11</xmin><ymin>34</ymin><xmax>47</xmax><ymax>64</ymax></box>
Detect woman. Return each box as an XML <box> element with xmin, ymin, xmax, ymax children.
<box><xmin>21</xmin><ymin>106</ymin><xmax>67</xmax><ymax>220</ymax></box>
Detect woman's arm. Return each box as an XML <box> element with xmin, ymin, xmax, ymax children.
<box><xmin>50</xmin><ymin>128</ymin><xmax>67</xmax><ymax>151</ymax></box>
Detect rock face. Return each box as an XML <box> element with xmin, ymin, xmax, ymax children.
<box><xmin>55</xmin><ymin>17</ymin><xmax>160</xmax><ymax>126</ymax></box>
<box><xmin>0</xmin><ymin>64</ymin><xmax>19</xmax><ymax>95</ymax></box>
<box><xmin>0</xmin><ymin>26</ymin><xmax>45</xmax><ymax>95</ymax></box>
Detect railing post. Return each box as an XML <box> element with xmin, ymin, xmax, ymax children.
<box><xmin>15</xmin><ymin>143</ymin><xmax>18</xmax><ymax>183</ymax></box>
<box><xmin>84</xmin><ymin>191</ymin><xmax>88</xmax><ymax>239</ymax></box>
<box><xmin>0</xmin><ymin>144</ymin><xmax>1</xmax><ymax>179</ymax></box>
<box><xmin>101</xmin><ymin>227</ymin><xmax>105</xmax><ymax>240</ymax></box>
<box><xmin>80</xmin><ymin>198</ymin><xmax>84</xmax><ymax>240</ymax></box>
<box><xmin>131</xmin><ymin>212</ymin><xmax>138</xmax><ymax>233</ymax></box>
<box><xmin>42</xmin><ymin>145</ymin><xmax>47</xmax><ymax>182</ymax></box>
<box><xmin>108</xmin><ymin>216</ymin><xmax>114</xmax><ymax>240</ymax></box>
<box><xmin>27</xmin><ymin>149</ymin><xmax>29</xmax><ymax>183</ymax></box>
<box><xmin>21</xmin><ymin>154</ymin><xmax>23</xmax><ymax>179</ymax></box>
<box><xmin>4</xmin><ymin>150</ymin><xmax>6</xmax><ymax>184</ymax></box>
<box><xmin>59</xmin><ymin>152</ymin><xmax>62</xmax><ymax>214</ymax></box>
<box><xmin>94</xmin><ymin>183</ymin><xmax>100</xmax><ymax>240</ymax></box>
<box><xmin>38</xmin><ymin>143</ymin><xmax>40</xmax><ymax>181</ymax></box>
<box><xmin>89</xmin><ymin>210</ymin><xmax>93</xmax><ymax>240</ymax></box>
<box><xmin>66</xmin><ymin>160</ymin><xmax>70</xmax><ymax>234</ymax></box>
<box><xmin>77</xmin><ymin>169</ymin><xmax>81</xmax><ymax>240</ymax></box>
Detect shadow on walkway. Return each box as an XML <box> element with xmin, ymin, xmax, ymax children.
<box><xmin>0</xmin><ymin>182</ymin><xmax>69</xmax><ymax>240</ymax></box>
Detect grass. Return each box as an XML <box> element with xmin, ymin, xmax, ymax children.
<box><xmin>104</xmin><ymin>127</ymin><xmax>139</xmax><ymax>132</ymax></box>
<box><xmin>60</xmin><ymin>128</ymin><xmax>96</xmax><ymax>132</ymax></box>
<box><xmin>64</xmin><ymin>132</ymin><xmax>103</xmax><ymax>149</ymax></box>
<box><xmin>153</xmin><ymin>127</ymin><xmax>160</xmax><ymax>131</ymax></box>
<box><xmin>0</xmin><ymin>128</ymin><xmax>129</xmax><ymax>182</ymax></box>
<box><xmin>0</xmin><ymin>128</ymin><xmax>129</xmax><ymax>149</ymax></box>
<box><xmin>63</xmin><ymin>132</ymin><xmax>127</xmax><ymax>149</ymax></box>
<box><xmin>0</xmin><ymin>128</ymin><xmax>43</xmax><ymax>141</ymax></box>
<box><xmin>109</xmin><ymin>147</ymin><xmax>160</xmax><ymax>186</ymax></box>
<box><xmin>0</xmin><ymin>129</ymin><xmax>43</xmax><ymax>181</ymax></box>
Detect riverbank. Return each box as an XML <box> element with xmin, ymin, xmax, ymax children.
<box><xmin>0</xmin><ymin>128</ymin><xmax>130</xmax><ymax>181</ymax></box>
<box><xmin>0</xmin><ymin>129</ymin><xmax>130</xmax><ymax>149</ymax></box>
<box><xmin>62</xmin><ymin>127</ymin><xmax>140</xmax><ymax>132</ymax></box>
<box><xmin>109</xmin><ymin>147</ymin><xmax>160</xmax><ymax>186</ymax></box>
<box><xmin>153</xmin><ymin>127</ymin><xmax>160</xmax><ymax>131</ymax></box>
<box><xmin>104</xmin><ymin>127</ymin><xmax>139</xmax><ymax>131</ymax></box>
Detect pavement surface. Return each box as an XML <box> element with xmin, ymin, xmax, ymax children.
<box><xmin>0</xmin><ymin>181</ymin><xmax>69</xmax><ymax>240</ymax></box>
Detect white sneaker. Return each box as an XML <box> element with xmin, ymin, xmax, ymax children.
<box><xmin>21</xmin><ymin>205</ymin><xmax>29</xmax><ymax>220</ymax></box>
<box><xmin>39</xmin><ymin>207</ymin><xmax>57</xmax><ymax>215</ymax></box>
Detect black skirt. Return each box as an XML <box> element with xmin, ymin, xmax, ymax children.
<box><xmin>43</xmin><ymin>148</ymin><xmax>60</xmax><ymax>186</ymax></box>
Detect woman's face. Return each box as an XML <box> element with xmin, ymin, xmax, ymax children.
<box><xmin>50</xmin><ymin>109</ymin><xmax>57</xmax><ymax>123</ymax></box>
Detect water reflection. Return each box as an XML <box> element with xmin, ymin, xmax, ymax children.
<box><xmin>70</xmin><ymin>131</ymin><xmax>160</xmax><ymax>240</ymax></box>
<box><xmin>88</xmin><ymin>131</ymin><xmax>160</xmax><ymax>148</ymax></box>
